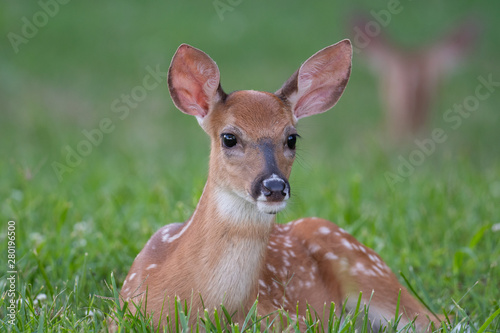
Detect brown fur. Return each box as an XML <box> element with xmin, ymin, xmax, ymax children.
<box><xmin>113</xmin><ymin>41</ymin><xmax>442</xmax><ymax>332</ymax></box>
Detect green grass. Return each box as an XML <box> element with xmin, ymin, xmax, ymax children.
<box><xmin>1</xmin><ymin>0</ymin><xmax>500</xmax><ymax>331</ymax></box>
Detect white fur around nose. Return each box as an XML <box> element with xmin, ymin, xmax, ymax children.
<box><xmin>253</xmin><ymin>174</ymin><xmax>289</xmax><ymax>214</ymax></box>
<box><xmin>267</xmin><ymin>174</ymin><xmax>284</xmax><ymax>182</ymax></box>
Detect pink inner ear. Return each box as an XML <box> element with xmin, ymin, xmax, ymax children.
<box><xmin>285</xmin><ymin>40</ymin><xmax>352</xmax><ymax>119</ymax></box>
<box><xmin>169</xmin><ymin>44</ymin><xmax>221</xmax><ymax>118</ymax></box>
<box><xmin>170</xmin><ymin>64</ymin><xmax>212</xmax><ymax>117</ymax></box>
<box><xmin>174</xmin><ymin>87</ymin><xmax>209</xmax><ymax>118</ymax></box>
<box><xmin>294</xmin><ymin>86</ymin><xmax>332</xmax><ymax>119</ymax></box>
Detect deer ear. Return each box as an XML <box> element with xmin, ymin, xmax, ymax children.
<box><xmin>276</xmin><ymin>40</ymin><xmax>352</xmax><ymax>120</ymax></box>
<box><xmin>429</xmin><ymin>19</ymin><xmax>481</xmax><ymax>74</ymax></box>
<box><xmin>168</xmin><ymin>44</ymin><xmax>226</xmax><ymax>119</ymax></box>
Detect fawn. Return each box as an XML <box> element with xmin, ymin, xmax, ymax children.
<box><xmin>352</xmin><ymin>17</ymin><xmax>480</xmax><ymax>140</ymax></box>
<box><xmin>116</xmin><ymin>40</ymin><xmax>442</xmax><ymax>331</ymax></box>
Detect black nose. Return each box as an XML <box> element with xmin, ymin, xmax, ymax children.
<box><xmin>262</xmin><ymin>179</ymin><xmax>286</xmax><ymax>196</ymax></box>
<box><xmin>251</xmin><ymin>173</ymin><xmax>291</xmax><ymax>202</ymax></box>
<box><xmin>261</xmin><ymin>176</ymin><xmax>289</xmax><ymax>201</ymax></box>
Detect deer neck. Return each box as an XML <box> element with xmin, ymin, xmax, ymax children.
<box><xmin>179</xmin><ymin>177</ymin><xmax>274</xmax><ymax>312</ymax></box>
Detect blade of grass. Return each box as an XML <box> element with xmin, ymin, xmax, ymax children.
<box><xmin>241</xmin><ymin>299</ymin><xmax>258</xmax><ymax>331</ymax></box>
<box><xmin>400</xmin><ymin>271</ymin><xmax>438</xmax><ymax>320</ymax></box>
<box><xmin>327</xmin><ymin>301</ymin><xmax>335</xmax><ymax>333</ymax></box>
<box><xmin>175</xmin><ymin>296</ymin><xmax>179</xmax><ymax>332</ymax></box>
<box><xmin>37</xmin><ymin>307</ymin><xmax>45</xmax><ymax>333</ymax></box>
<box><xmin>213</xmin><ymin>307</ymin><xmax>222</xmax><ymax>333</ymax></box>
<box><xmin>33</xmin><ymin>250</ymin><xmax>55</xmax><ymax>297</ymax></box>
<box><xmin>222</xmin><ymin>304</ymin><xmax>232</xmax><ymax>324</ymax></box>
<box><xmin>477</xmin><ymin>307</ymin><xmax>500</xmax><ymax>333</ymax></box>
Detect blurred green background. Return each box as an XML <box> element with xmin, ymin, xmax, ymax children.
<box><xmin>1</xmin><ymin>0</ymin><xmax>499</xmax><ymax>330</ymax></box>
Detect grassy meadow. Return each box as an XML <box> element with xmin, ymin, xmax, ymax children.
<box><xmin>1</xmin><ymin>0</ymin><xmax>499</xmax><ymax>331</ymax></box>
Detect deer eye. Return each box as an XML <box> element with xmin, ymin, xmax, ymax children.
<box><xmin>286</xmin><ymin>134</ymin><xmax>298</xmax><ymax>150</ymax></box>
<box><xmin>221</xmin><ymin>133</ymin><xmax>237</xmax><ymax>148</ymax></box>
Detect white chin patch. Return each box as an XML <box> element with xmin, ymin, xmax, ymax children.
<box><xmin>256</xmin><ymin>201</ymin><xmax>287</xmax><ymax>214</ymax></box>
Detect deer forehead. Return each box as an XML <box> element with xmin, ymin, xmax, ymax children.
<box><xmin>208</xmin><ymin>90</ymin><xmax>295</xmax><ymax>139</ymax></box>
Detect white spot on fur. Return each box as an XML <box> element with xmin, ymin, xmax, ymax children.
<box><xmin>294</xmin><ymin>218</ymin><xmax>305</xmax><ymax>225</ymax></box>
<box><xmin>373</xmin><ymin>266</ymin><xmax>384</xmax><ymax>276</ymax></box>
<box><xmin>267</xmin><ymin>263</ymin><xmax>277</xmax><ymax>274</ymax></box>
<box><xmin>146</xmin><ymin>264</ymin><xmax>157</xmax><ymax>270</ymax></box>
<box><xmin>350</xmin><ymin>262</ymin><xmax>366</xmax><ymax>275</ymax></box>
<box><xmin>324</xmin><ymin>252</ymin><xmax>338</xmax><ymax>260</ymax></box>
<box><xmin>283</xmin><ymin>238</ymin><xmax>293</xmax><ymax>248</ymax></box>
<box><xmin>369</xmin><ymin>254</ymin><xmax>382</xmax><ymax>264</ymax></box>
<box><xmin>317</xmin><ymin>226</ymin><xmax>331</xmax><ymax>235</ymax></box>
<box><xmin>129</xmin><ymin>273</ymin><xmax>136</xmax><ymax>281</ymax></box>
<box><xmin>167</xmin><ymin>218</ymin><xmax>192</xmax><ymax>243</ymax></box>
<box><xmin>308</xmin><ymin>243</ymin><xmax>320</xmax><ymax>253</ymax></box>
<box><xmin>341</xmin><ymin>238</ymin><xmax>353</xmax><ymax>250</ymax></box>
<box><xmin>339</xmin><ymin>257</ymin><xmax>349</xmax><ymax>272</ymax></box>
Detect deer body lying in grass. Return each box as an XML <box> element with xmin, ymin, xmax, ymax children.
<box><xmin>116</xmin><ymin>40</ymin><xmax>442</xmax><ymax>331</ymax></box>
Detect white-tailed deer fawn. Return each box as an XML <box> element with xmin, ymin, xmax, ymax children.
<box><xmin>353</xmin><ymin>17</ymin><xmax>480</xmax><ymax>140</ymax></box>
<box><xmin>117</xmin><ymin>40</ymin><xmax>442</xmax><ymax>331</ymax></box>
